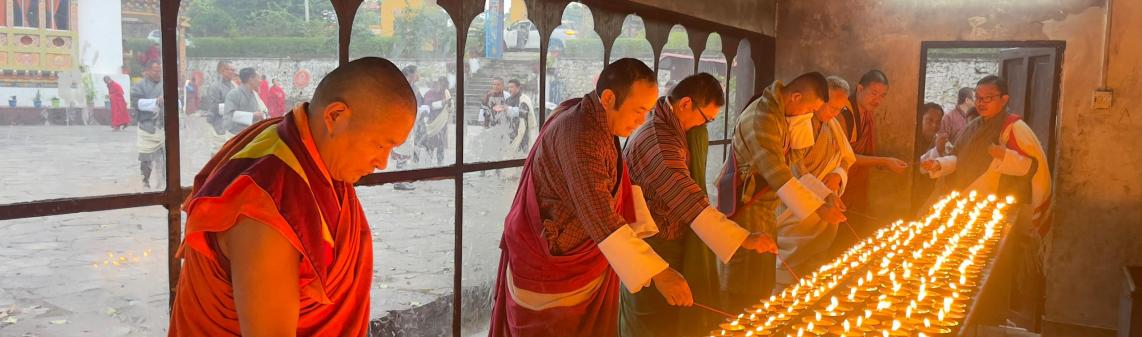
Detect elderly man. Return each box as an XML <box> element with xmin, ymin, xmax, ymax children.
<box><xmin>620</xmin><ymin>73</ymin><xmax>777</xmax><ymax>337</ymax></box>
<box><xmin>168</xmin><ymin>57</ymin><xmax>417</xmax><ymax>337</ymax></box>
<box><xmin>104</xmin><ymin>76</ymin><xmax>130</xmax><ymax>131</ymax></box>
<box><xmin>223</xmin><ymin>67</ymin><xmax>269</xmax><ymax>135</ymax></box>
<box><xmin>718</xmin><ymin>72</ymin><xmax>847</xmax><ymax>311</ymax></box>
<box><xmin>773</xmin><ymin>76</ymin><xmax>856</xmax><ymax>291</ymax></box>
<box><xmin>489</xmin><ymin>58</ymin><xmax>692</xmax><ymax>337</ymax></box>
<box><xmin>131</xmin><ymin>60</ymin><xmax>166</xmax><ymax>189</ymax></box>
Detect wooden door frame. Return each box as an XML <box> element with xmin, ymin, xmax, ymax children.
<box><xmin>915</xmin><ymin>41</ymin><xmax>1064</xmax><ymax>162</ymax></box>
<box><xmin>997</xmin><ymin>46</ymin><xmax>1061</xmax><ymax>170</ymax></box>
<box><xmin>913</xmin><ymin>40</ymin><xmax>1065</xmax><ymax>209</ymax></box>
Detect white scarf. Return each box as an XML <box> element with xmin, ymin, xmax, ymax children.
<box><xmin>787</xmin><ymin>113</ymin><xmax>816</xmax><ymax>150</ymax></box>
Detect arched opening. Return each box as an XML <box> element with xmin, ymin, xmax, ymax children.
<box><xmin>610</xmin><ymin>14</ymin><xmax>653</xmax><ymax>68</ymax></box>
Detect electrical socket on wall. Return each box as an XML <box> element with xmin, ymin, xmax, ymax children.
<box><xmin>1092</xmin><ymin>89</ymin><xmax>1113</xmax><ymax>109</ymax></box>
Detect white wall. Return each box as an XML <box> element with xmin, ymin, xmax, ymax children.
<box><xmin>78</xmin><ymin>0</ymin><xmax>123</xmax><ymax>76</ymax></box>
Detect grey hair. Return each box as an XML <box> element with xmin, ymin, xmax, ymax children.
<box><xmin>825</xmin><ymin>75</ymin><xmax>851</xmax><ymax>95</ymax></box>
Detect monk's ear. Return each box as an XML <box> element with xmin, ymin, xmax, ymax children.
<box><xmin>789</xmin><ymin>92</ymin><xmax>803</xmax><ymax>104</ymax></box>
<box><xmin>599</xmin><ymin>89</ymin><xmax>617</xmax><ymax>110</ymax></box>
<box><xmin>322</xmin><ymin>101</ymin><xmax>352</xmax><ymax>136</ymax></box>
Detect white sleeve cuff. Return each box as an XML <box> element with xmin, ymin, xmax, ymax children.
<box><xmin>799</xmin><ymin>174</ymin><xmax>833</xmax><ymax>200</ymax></box>
<box><xmin>690</xmin><ymin>206</ymin><xmax>750</xmax><ymax>263</ymax></box>
<box><xmin>776</xmin><ymin>177</ymin><xmax>825</xmax><ymax>221</ymax></box>
<box><xmin>993</xmin><ymin>149</ymin><xmax>1032</xmax><ymax>176</ymax></box>
<box><xmin>929</xmin><ymin>156</ymin><xmax>957</xmax><ymax>178</ymax></box>
<box><xmin>831</xmin><ymin>167</ymin><xmax>849</xmax><ymax>195</ymax></box>
<box><xmin>137</xmin><ymin>98</ymin><xmax>158</xmax><ymax>112</ymax></box>
<box><xmin>629</xmin><ymin>186</ymin><xmax>659</xmax><ymax>239</ymax></box>
<box><xmin>597</xmin><ymin>225</ymin><xmax>670</xmax><ymax>293</ymax></box>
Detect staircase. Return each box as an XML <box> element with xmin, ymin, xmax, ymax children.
<box><xmin>462</xmin><ymin>57</ymin><xmax>540</xmax><ymax>125</ymax></box>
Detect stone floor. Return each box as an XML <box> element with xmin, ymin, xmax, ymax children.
<box><xmin>0</xmin><ymin>116</ymin><xmax>525</xmax><ymax>336</ymax></box>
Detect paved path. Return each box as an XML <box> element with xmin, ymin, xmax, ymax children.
<box><xmin>0</xmin><ymin>117</ymin><xmax>522</xmax><ymax>336</ymax></box>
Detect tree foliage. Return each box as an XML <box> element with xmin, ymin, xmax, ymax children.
<box><xmin>184</xmin><ymin>0</ymin><xmax>338</xmax><ymax>38</ymax></box>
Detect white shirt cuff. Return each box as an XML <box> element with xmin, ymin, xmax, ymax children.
<box><xmin>799</xmin><ymin>174</ymin><xmax>833</xmax><ymax>200</ymax></box>
<box><xmin>992</xmin><ymin>149</ymin><xmax>1032</xmax><ymax>176</ymax></box>
<box><xmin>831</xmin><ymin>167</ymin><xmax>849</xmax><ymax>195</ymax></box>
<box><xmin>776</xmin><ymin>177</ymin><xmax>825</xmax><ymax>221</ymax></box>
<box><xmin>929</xmin><ymin>156</ymin><xmax>957</xmax><ymax>178</ymax></box>
<box><xmin>629</xmin><ymin>186</ymin><xmax>659</xmax><ymax>239</ymax></box>
<box><xmin>137</xmin><ymin>98</ymin><xmax>158</xmax><ymax>112</ymax></box>
<box><xmin>597</xmin><ymin>225</ymin><xmax>670</xmax><ymax>293</ymax></box>
<box><xmin>690</xmin><ymin>206</ymin><xmax>750</xmax><ymax>263</ymax></box>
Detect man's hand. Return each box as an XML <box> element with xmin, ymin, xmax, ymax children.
<box><xmin>822</xmin><ymin>173</ymin><xmax>843</xmax><ymax>194</ymax></box>
<box><xmin>815</xmin><ymin>201</ymin><xmax>847</xmax><ymax>225</ymax></box>
<box><xmin>156</xmin><ymin>96</ymin><xmax>165</xmax><ymax>107</ymax></box>
<box><xmin>652</xmin><ymin>268</ymin><xmax>693</xmax><ymax>307</ymax></box>
<box><xmin>935</xmin><ymin>133</ymin><xmax>950</xmax><ymax>155</ymax></box>
<box><xmin>878</xmin><ymin>157</ymin><xmax>908</xmax><ymax>174</ymax></box>
<box><xmin>827</xmin><ymin>193</ymin><xmax>847</xmax><ymax>212</ymax></box>
<box><xmin>921</xmin><ymin>159</ymin><xmax>941</xmax><ymax>172</ymax></box>
<box><xmin>988</xmin><ymin>144</ymin><xmax>1006</xmax><ymax>160</ymax></box>
<box><xmin>741</xmin><ymin>233</ymin><xmax>778</xmax><ymax>254</ymax></box>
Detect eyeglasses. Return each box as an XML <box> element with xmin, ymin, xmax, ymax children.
<box><xmin>696</xmin><ymin>106</ymin><xmax>715</xmax><ymax>124</ymax></box>
<box><xmin>976</xmin><ymin>94</ymin><xmax>1004</xmax><ymax>104</ymax></box>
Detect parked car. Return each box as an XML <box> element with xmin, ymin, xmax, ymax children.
<box><xmin>147</xmin><ymin>30</ymin><xmax>194</xmax><ymax>48</ymax></box>
<box><xmin>503</xmin><ymin>21</ymin><xmax>576</xmax><ymax>51</ymax></box>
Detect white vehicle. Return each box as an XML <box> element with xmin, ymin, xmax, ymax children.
<box><xmin>503</xmin><ymin>21</ymin><xmax>577</xmax><ymax>51</ymax></box>
<box><xmin>147</xmin><ymin>30</ymin><xmax>193</xmax><ymax>48</ymax></box>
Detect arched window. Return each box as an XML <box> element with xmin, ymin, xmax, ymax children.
<box><xmin>545</xmin><ymin>3</ymin><xmax>604</xmax><ymax>107</ymax></box>
<box><xmin>610</xmin><ymin>14</ymin><xmax>653</xmax><ymax>69</ymax></box>
<box><xmin>463</xmin><ymin>0</ymin><xmax>540</xmax><ymax>164</ymax></box>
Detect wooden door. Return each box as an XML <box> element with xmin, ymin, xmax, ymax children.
<box><xmin>998</xmin><ymin>47</ymin><xmax>1060</xmax><ymax>169</ymax></box>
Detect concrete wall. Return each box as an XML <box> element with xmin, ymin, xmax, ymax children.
<box><xmin>629</xmin><ymin>0</ymin><xmax>776</xmax><ymax>36</ymax></box>
<box><xmin>923</xmin><ymin>54</ymin><xmax>999</xmax><ymax>113</ymax></box>
<box><xmin>774</xmin><ymin>0</ymin><xmax>1142</xmax><ymax>335</ymax></box>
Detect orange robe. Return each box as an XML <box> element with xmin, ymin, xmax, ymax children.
<box><xmin>169</xmin><ymin>105</ymin><xmax>373</xmax><ymax>337</ymax></box>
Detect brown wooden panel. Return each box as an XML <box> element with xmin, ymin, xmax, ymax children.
<box><xmin>591</xmin><ymin>7</ymin><xmax>627</xmax><ymax>64</ymax></box>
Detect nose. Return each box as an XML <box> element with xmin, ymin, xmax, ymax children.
<box><xmin>373</xmin><ymin>149</ymin><xmax>392</xmax><ymax>171</ymax></box>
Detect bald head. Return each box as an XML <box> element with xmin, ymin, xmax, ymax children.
<box><xmin>310</xmin><ymin>57</ymin><xmax>417</xmax><ymax>123</ymax></box>
<box><xmin>307</xmin><ymin>57</ymin><xmax>418</xmax><ymax>183</ymax></box>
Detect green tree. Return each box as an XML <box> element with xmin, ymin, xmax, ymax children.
<box><xmin>391</xmin><ymin>2</ymin><xmax>455</xmax><ymax>58</ymax></box>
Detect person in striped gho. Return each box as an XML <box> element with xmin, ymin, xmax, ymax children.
<box><xmin>619</xmin><ymin>72</ymin><xmax>778</xmax><ymax>337</ymax></box>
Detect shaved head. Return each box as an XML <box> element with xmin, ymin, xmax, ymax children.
<box><xmin>310</xmin><ymin>57</ymin><xmax>417</xmax><ymax>123</ymax></box>
<box><xmin>306</xmin><ymin>57</ymin><xmax>418</xmax><ymax>183</ymax></box>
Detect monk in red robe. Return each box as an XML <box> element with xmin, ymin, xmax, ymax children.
<box><xmin>104</xmin><ymin>76</ymin><xmax>130</xmax><ymax>131</ymax></box>
<box><xmin>490</xmin><ymin>59</ymin><xmax>699</xmax><ymax>337</ymax></box>
<box><xmin>269</xmin><ymin>78</ymin><xmax>288</xmax><ymax>118</ymax></box>
<box><xmin>834</xmin><ymin>70</ymin><xmax>907</xmax><ymax>250</ymax></box>
<box><xmin>168</xmin><ymin>57</ymin><xmax>416</xmax><ymax>337</ymax></box>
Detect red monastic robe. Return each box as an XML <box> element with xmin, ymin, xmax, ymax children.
<box><xmin>169</xmin><ymin>105</ymin><xmax>373</xmax><ymax>337</ymax></box>
<box><xmin>107</xmin><ymin>80</ymin><xmax>130</xmax><ymax>128</ymax></box>
<box><xmin>269</xmin><ymin>85</ymin><xmax>287</xmax><ymax>118</ymax></box>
